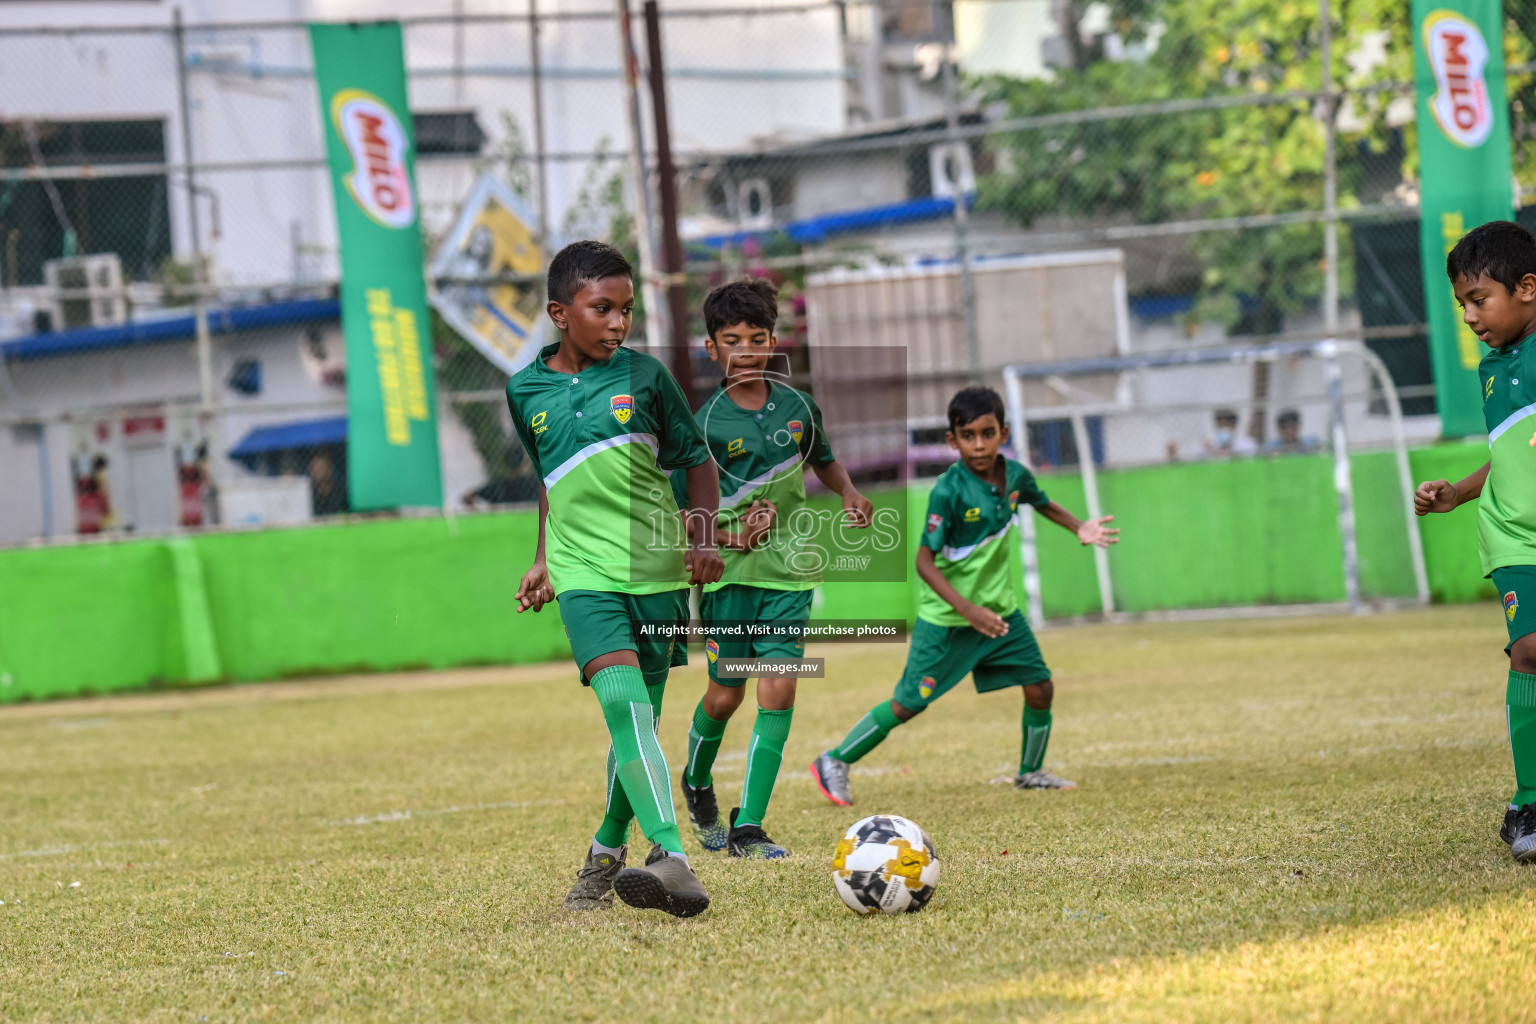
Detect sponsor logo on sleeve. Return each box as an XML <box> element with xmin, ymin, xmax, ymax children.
<box><xmin>926</xmin><ymin>513</ymin><xmax>942</xmax><ymax>533</ymax></box>
<box><xmin>610</xmin><ymin>394</ymin><xmax>633</xmax><ymax>425</ymax></box>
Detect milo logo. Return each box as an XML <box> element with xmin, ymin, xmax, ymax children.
<box><xmin>1422</xmin><ymin>11</ymin><xmax>1493</xmax><ymax>149</ymax></box>
<box><xmin>331</xmin><ymin>88</ymin><xmax>417</xmax><ymax>228</ymax></box>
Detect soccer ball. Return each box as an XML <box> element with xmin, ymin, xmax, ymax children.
<box><xmin>831</xmin><ymin>814</ymin><xmax>940</xmax><ymax>915</ymax></box>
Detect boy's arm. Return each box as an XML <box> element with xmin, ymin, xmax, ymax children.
<box><xmin>811</xmin><ymin>460</ymin><xmax>873</xmax><ymax>527</ymax></box>
<box><xmin>683</xmin><ymin>499</ymin><xmax>777</xmax><ymax>550</ymax></box>
<box><xmin>515</xmin><ymin>485</ymin><xmax>554</xmax><ymax>614</ymax></box>
<box><xmin>1415</xmin><ymin>462</ymin><xmax>1489</xmax><ymax>514</ymax></box>
<box><xmin>683</xmin><ymin>460</ymin><xmax>725</xmax><ymax>585</ymax></box>
<box><xmin>915</xmin><ymin>546</ymin><xmax>1009</xmax><ymax>638</ymax></box>
<box><xmin>1036</xmin><ymin>501</ymin><xmax>1119</xmax><ymax>548</ymax></box>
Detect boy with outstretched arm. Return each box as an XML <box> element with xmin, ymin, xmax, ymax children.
<box><xmin>1414</xmin><ymin>220</ymin><xmax>1536</xmax><ymax>863</ymax></box>
<box><xmin>811</xmin><ymin>386</ymin><xmax>1118</xmax><ymax>805</ymax></box>
<box><xmin>507</xmin><ymin>241</ymin><xmax>723</xmax><ymax>917</ymax></box>
<box><xmin>669</xmin><ymin>278</ymin><xmax>873</xmax><ymax>858</ymax></box>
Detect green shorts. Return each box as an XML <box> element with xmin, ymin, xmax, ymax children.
<box><xmin>1490</xmin><ymin>566</ymin><xmax>1536</xmax><ymax>654</ymax></box>
<box><xmin>892</xmin><ymin>610</ymin><xmax>1050</xmax><ymax>710</ymax></box>
<box><xmin>700</xmin><ymin>585</ymin><xmax>813</xmax><ymax>685</ymax></box>
<box><xmin>556</xmin><ymin>588</ymin><xmax>689</xmax><ymax>686</ymax></box>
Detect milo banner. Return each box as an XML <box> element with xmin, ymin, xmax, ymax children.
<box><xmin>309</xmin><ymin>22</ymin><xmax>443</xmax><ymax>508</ymax></box>
<box><xmin>1413</xmin><ymin>1</ymin><xmax>1514</xmax><ymax>437</ymax></box>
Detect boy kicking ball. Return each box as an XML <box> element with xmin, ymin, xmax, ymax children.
<box><xmin>507</xmin><ymin>241</ymin><xmax>723</xmax><ymax>916</ymax></box>
<box><xmin>811</xmin><ymin>386</ymin><xmax>1118</xmax><ymax>805</ymax></box>
<box><xmin>1413</xmin><ymin>220</ymin><xmax>1536</xmax><ymax>863</ymax></box>
<box><xmin>670</xmin><ymin>278</ymin><xmax>873</xmax><ymax>859</ymax></box>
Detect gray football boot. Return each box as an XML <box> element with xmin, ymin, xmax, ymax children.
<box><xmin>810</xmin><ymin>752</ymin><xmax>853</xmax><ymax>806</ymax></box>
<box><xmin>1014</xmin><ymin>769</ymin><xmax>1077</xmax><ymax>790</ymax></box>
<box><xmin>613</xmin><ymin>851</ymin><xmax>710</xmax><ymax>918</ymax></box>
<box><xmin>563</xmin><ymin>844</ymin><xmax>627</xmax><ymax>911</ymax></box>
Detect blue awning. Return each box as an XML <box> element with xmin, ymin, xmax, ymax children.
<box><xmin>695</xmin><ymin>193</ymin><xmax>976</xmax><ymax>250</ymax></box>
<box><xmin>227</xmin><ymin>416</ymin><xmax>347</xmax><ymax>460</ymax></box>
<box><xmin>1</xmin><ymin>297</ymin><xmax>340</xmax><ymax>362</ymax></box>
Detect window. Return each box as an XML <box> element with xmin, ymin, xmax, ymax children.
<box><xmin>413</xmin><ymin>111</ymin><xmax>486</xmax><ymax>157</ymax></box>
<box><xmin>0</xmin><ymin>119</ymin><xmax>170</xmax><ymax>285</ymax></box>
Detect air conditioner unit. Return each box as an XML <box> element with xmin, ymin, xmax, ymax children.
<box><xmin>44</xmin><ymin>253</ymin><xmax>127</xmax><ymax>330</ymax></box>
<box><xmin>928</xmin><ymin>143</ymin><xmax>975</xmax><ymax>199</ymax></box>
<box><xmin>735</xmin><ymin>178</ymin><xmax>774</xmax><ymax>230</ymax></box>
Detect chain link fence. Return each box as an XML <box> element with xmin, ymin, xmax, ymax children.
<box><xmin>0</xmin><ymin>0</ymin><xmax>1533</xmax><ymax>546</ymax></box>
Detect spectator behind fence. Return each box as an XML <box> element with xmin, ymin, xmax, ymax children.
<box><xmin>308</xmin><ymin>453</ymin><xmax>349</xmax><ymax>517</ymax></box>
<box><xmin>1169</xmin><ymin>408</ymin><xmax>1256</xmax><ymax>461</ymax></box>
<box><xmin>1264</xmin><ymin>409</ymin><xmax>1322</xmax><ymax>455</ymax></box>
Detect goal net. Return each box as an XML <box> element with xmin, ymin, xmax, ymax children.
<box><xmin>1000</xmin><ymin>339</ymin><xmax>1430</xmax><ymax>624</ymax></box>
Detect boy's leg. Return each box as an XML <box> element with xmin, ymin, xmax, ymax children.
<box><xmin>681</xmin><ymin>587</ymin><xmax>746</xmax><ymax>850</ymax></box>
<box><xmin>588</xmin><ymin>658</ymin><xmax>684</xmax><ymax>854</ymax></box>
<box><xmin>973</xmin><ymin>611</ymin><xmax>1072</xmax><ymax>790</ymax></box>
<box><xmin>732</xmin><ymin>590</ymin><xmax>812</xmax><ymax>838</ymax></box>
<box><xmin>812</xmin><ymin>620</ymin><xmax>974</xmax><ymax>806</ymax></box>
<box><xmin>1492</xmin><ymin>568</ymin><xmax>1536</xmax><ymax>862</ymax></box>
<box><xmin>593</xmin><ymin>678</ymin><xmax>667</xmax><ymax>851</ymax></box>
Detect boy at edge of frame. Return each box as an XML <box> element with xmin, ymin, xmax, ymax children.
<box><xmin>810</xmin><ymin>386</ymin><xmax>1119</xmax><ymax>807</ymax></box>
<box><xmin>666</xmin><ymin>277</ymin><xmax>874</xmax><ymax>861</ymax></box>
<box><xmin>1414</xmin><ymin>219</ymin><xmax>1536</xmax><ymax>864</ymax></box>
<box><xmin>506</xmin><ymin>240</ymin><xmax>720</xmax><ymax>918</ymax></box>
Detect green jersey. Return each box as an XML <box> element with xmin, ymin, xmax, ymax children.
<box><xmin>670</xmin><ymin>380</ymin><xmax>836</xmax><ymax>591</ymax></box>
<box><xmin>918</xmin><ymin>458</ymin><xmax>1049</xmax><ymax>627</ymax></box>
<box><xmin>1479</xmin><ymin>331</ymin><xmax>1536</xmax><ymax>575</ymax></box>
<box><xmin>507</xmin><ymin>342</ymin><xmax>709</xmax><ymax>596</ymax></box>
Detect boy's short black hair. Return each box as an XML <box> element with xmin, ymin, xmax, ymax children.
<box><xmin>1276</xmin><ymin>409</ymin><xmax>1301</xmax><ymax>427</ymax></box>
<box><xmin>547</xmin><ymin>240</ymin><xmax>633</xmax><ymax>305</ymax></box>
<box><xmin>947</xmin><ymin>386</ymin><xmax>1007</xmax><ymax>433</ymax></box>
<box><xmin>702</xmin><ymin>277</ymin><xmax>779</xmax><ymax>338</ymax></box>
<box><xmin>1446</xmin><ymin>220</ymin><xmax>1536</xmax><ymax>294</ymax></box>
<box><xmin>1214</xmin><ymin>408</ymin><xmax>1239</xmax><ymax>426</ymax></box>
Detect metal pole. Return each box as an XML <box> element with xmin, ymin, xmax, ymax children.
<box><xmin>1323</xmin><ymin>343</ymin><xmax>1362</xmax><ymax>612</ymax></box>
<box><xmin>173</xmin><ymin>7</ymin><xmax>215</xmax><ymax>412</ymax></box>
<box><xmin>939</xmin><ymin>0</ymin><xmax>981</xmax><ymax>382</ymax></box>
<box><xmin>613</xmin><ymin>0</ymin><xmax>666</xmax><ymax>352</ymax></box>
<box><xmin>642</xmin><ymin>0</ymin><xmax>698</xmax><ymax>409</ymax></box>
<box><xmin>1320</xmin><ymin>0</ymin><xmax>1339</xmax><ymax>334</ymax></box>
<box><xmin>528</xmin><ymin>0</ymin><xmax>551</xmax><ymax>245</ymax></box>
<box><xmin>1003</xmin><ymin>366</ymin><xmax>1045</xmax><ymax>628</ymax></box>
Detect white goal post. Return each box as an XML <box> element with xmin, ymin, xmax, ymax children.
<box><xmin>1001</xmin><ymin>338</ymin><xmax>1431</xmax><ymax>626</ymax></box>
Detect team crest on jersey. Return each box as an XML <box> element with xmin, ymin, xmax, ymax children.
<box><xmin>705</xmin><ymin>639</ymin><xmax>719</xmax><ymax>662</ymax></box>
<box><xmin>610</xmin><ymin>394</ymin><xmax>634</xmax><ymax>425</ymax></box>
<box><xmin>1506</xmin><ymin>591</ymin><xmax>1519</xmax><ymax>621</ymax></box>
<box><xmin>918</xmin><ymin>676</ymin><xmax>936</xmax><ymax>699</ymax></box>
<box><xmin>1008</xmin><ymin>489</ymin><xmax>1020</xmax><ymax>510</ymax></box>
<box><xmin>788</xmin><ymin>419</ymin><xmax>804</xmax><ymax>444</ymax></box>
<box><xmin>964</xmin><ymin>506</ymin><xmax>981</xmax><ymax>522</ymax></box>
<box><xmin>926</xmin><ymin>513</ymin><xmax>942</xmax><ymax>533</ymax></box>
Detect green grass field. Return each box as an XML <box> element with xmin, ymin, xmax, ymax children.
<box><xmin>3</xmin><ymin>604</ymin><xmax>1534</xmax><ymax>1022</ymax></box>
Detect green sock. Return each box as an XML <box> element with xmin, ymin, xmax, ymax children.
<box><xmin>1020</xmin><ymin>706</ymin><xmax>1052</xmax><ymax>775</ymax></box>
<box><xmin>593</xmin><ymin>680</ymin><xmax>666</xmax><ymax>849</ymax></box>
<box><xmin>831</xmin><ymin>701</ymin><xmax>901</xmax><ymax>764</ymax></box>
<box><xmin>1508</xmin><ymin>671</ymin><xmax>1536</xmax><ymax>807</ymax></box>
<box><xmin>684</xmin><ymin>701</ymin><xmax>729</xmax><ymax>788</ymax></box>
<box><xmin>737</xmin><ymin>707</ymin><xmax>794</xmax><ymax>828</ymax></box>
<box><xmin>589</xmin><ymin>666</ymin><xmax>682</xmax><ymax>854</ymax></box>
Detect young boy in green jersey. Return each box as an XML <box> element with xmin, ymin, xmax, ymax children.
<box><xmin>811</xmin><ymin>386</ymin><xmax>1118</xmax><ymax>805</ymax></box>
<box><xmin>1413</xmin><ymin>220</ymin><xmax>1536</xmax><ymax>863</ymax></box>
<box><xmin>669</xmin><ymin>278</ymin><xmax>873</xmax><ymax>858</ymax></box>
<box><xmin>507</xmin><ymin>240</ymin><xmax>724</xmax><ymax>916</ymax></box>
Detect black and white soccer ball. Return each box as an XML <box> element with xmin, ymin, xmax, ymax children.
<box><xmin>831</xmin><ymin>814</ymin><xmax>940</xmax><ymax>915</ymax></box>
